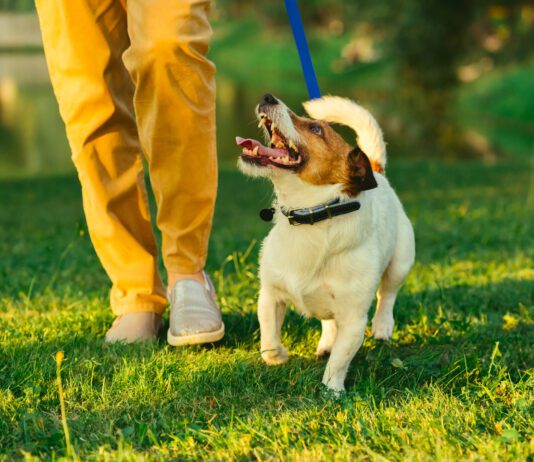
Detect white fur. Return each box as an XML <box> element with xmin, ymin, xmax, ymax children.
<box><xmin>240</xmin><ymin>98</ymin><xmax>415</xmax><ymax>394</ymax></box>
<box><xmin>304</xmin><ymin>96</ymin><xmax>387</xmax><ymax>170</ymax></box>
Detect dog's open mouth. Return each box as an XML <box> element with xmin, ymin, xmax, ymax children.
<box><xmin>236</xmin><ymin>114</ymin><xmax>302</xmax><ymax>169</ymax></box>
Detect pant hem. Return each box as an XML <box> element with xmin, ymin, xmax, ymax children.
<box><xmin>112</xmin><ymin>301</ymin><xmax>167</xmax><ymax>316</ymax></box>
<box><xmin>164</xmin><ymin>260</ymin><xmax>207</xmax><ymax>275</ymax></box>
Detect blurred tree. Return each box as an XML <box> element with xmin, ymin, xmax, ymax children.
<box><xmin>392</xmin><ymin>0</ymin><xmax>476</xmax><ymax>155</ymax></box>
<box><xmin>388</xmin><ymin>1</ymin><xmax>533</xmax><ymax>156</ymax></box>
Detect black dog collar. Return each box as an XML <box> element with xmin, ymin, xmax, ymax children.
<box><xmin>260</xmin><ymin>197</ymin><xmax>361</xmax><ymax>225</ymax></box>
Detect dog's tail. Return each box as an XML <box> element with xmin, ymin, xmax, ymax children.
<box><xmin>303</xmin><ymin>96</ymin><xmax>386</xmax><ymax>173</ymax></box>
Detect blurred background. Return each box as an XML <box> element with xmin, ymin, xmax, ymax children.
<box><xmin>1</xmin><ymin>0</ymin><xmax>533</xmax><ymax>178</ymax></box>
<box><xmin>0</xmin><ymin>0</ymin><xmax>533</xmax><ymax>274</ymax></box>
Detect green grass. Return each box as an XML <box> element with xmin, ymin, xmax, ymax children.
<box><xmin>0</xmin><ymin>155</ymin><xmax>533</xmax><ymax>461</ymax></box>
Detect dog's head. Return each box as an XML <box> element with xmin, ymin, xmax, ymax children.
<box><xmin>237</xmin><ymin>94</ymin><xmax>384</xmax><ymax>197</ymax></box>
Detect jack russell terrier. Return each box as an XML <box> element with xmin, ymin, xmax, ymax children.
<box><xmin>236</xmin><ymin>94</ymin><xmax>415</xmax><ymax>393</ymax></box>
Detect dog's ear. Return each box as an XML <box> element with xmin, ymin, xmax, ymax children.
<box><xmin>344</xmin><ymin>147</ymin><xmax>378</xmax><ymax>196</ymax></box>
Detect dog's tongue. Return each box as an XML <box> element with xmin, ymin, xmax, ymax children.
<box><xmin>236</xmin><ymin>136</ymin><xmax>287</xmax><ymax>158</ymax></box>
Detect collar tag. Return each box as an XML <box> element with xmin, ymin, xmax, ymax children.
<box><xmin>259</xmin><ymin>208</ymin><xmax>275</xmax><ymax>222</ymax></box>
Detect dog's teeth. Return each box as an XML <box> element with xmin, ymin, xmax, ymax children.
<box><xmin>258</xmin><ymin>118</ymin><xmax>265</xmax><ymax>128</ymax></box>
<box><xmin>252</xmin><ymin>146</ymin><xmax>259</xmax><ymax>156</ymax></box>
<box><xmin>289</xmin><ymin>141</ymin><xmax>298</xmax><ymax>152</ymax></box>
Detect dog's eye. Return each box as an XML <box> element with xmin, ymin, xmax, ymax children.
<box><xmin>309</xmin><ymin>124</ymin><xmax>323</xmax><ymax>136</ymax></box>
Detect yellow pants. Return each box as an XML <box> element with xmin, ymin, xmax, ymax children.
<box><xmin>36</xmin><ymin>0</ymin><xmax>217</xmax><ymax>316</ymax></box>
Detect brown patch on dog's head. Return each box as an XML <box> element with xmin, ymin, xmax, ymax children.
<box><xmin>238</xmin><ymin>94</ymin><xmax>380</xmax><ymax>196</ymax></box>
<box><xmin>289</xmin><ymin>113</ymin><xmax>377</xmax><ymax>196</ymax></box>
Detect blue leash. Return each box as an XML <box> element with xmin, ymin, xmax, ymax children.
<box><xmin>284</xmin><ymin>0</ymin><xmax>321</xmax><ymax>99</ymax></box>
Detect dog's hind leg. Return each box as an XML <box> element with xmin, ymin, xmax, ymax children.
<box><xmin>372</xmin><ymin>275</ymin><xmax>400</xmax><ymax>340</ymax></box>
<box><xmin>316</xmin><ymin>319</ymin><xmax>337</xmax><ymax>357</ymax></box>
<box><xmin>372</xmin><ymin>220</ymin><xmax>415</xmax><ymax>340</ymax></box>
<box><xmin>258</xmin><ymin>285</ymin><xmax>288</xmax><ymax>365</ymax></box>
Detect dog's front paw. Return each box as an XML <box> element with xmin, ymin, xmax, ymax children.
<box><xmin>261</xmin><ymin>345</ymin><xmax>289</xmax><ymax>365</ymax></box>
<box><xmin>320</xmin><ymin>383</ymin><xmax>345</xmax><ymax>400</ymax></box>
<box><xmin>372</xmin><ymin>314</ymin><xmax>394</xmax><ymax>340</ymax></box>
<box><xmin>321</xmin><ymin>379</ymin><xmax>345</xmax><ymax>396</ymax></box>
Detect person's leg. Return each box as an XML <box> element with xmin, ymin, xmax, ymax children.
<box><xmin>123</xmin><ymin>0</ymin><xmax>222</xmax><ymax>345</ymax></box>
<box><xmin>36</xmin><ymin>0</ymin><xmax>167</xmax><ymax>339</ymax></box>
<box><xmin>123</xmin><ymin>0</ymin><xmax>217</xmax><ymax>286</ymax></box>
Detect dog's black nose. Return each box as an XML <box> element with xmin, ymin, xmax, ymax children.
<box><xmin>262</xmin><ymin>93</ymin><xmax>278</xmax><ymax>105</ymax></box>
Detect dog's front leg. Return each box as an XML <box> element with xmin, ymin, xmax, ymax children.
<box><xmin>258</xmin><ymin>285</ymin><xmax>288</xmax><ymax>365</ymax></box>
<box><xmin>322</xmin><ymin>312</ymin><xmax>367</xmax><ymax>393</ymax></box>
<box><xmin>316</xmin><ymin>320</ymin><xmax>337</xmax><ymax>357</ymax></box>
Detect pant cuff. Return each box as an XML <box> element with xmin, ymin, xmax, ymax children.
<box><xmin>111</xmin><ymin>301</ymin><xmax>167</xmax><ymax>316</ymax></box>
<box><xmin>165</xmin><ymin>256</ymin><xmax>207</xmax><ymax>275</ymax></box>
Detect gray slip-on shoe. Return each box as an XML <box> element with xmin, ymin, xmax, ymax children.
<box><xmin>105</xmin><ymin>312</ymin><xmax>162</xmax><ymax>343</ymax></box>
<box><xmin>167</xmin><ymin>272</ymin><xmax>224</xmax><ymax>346</ymax></box>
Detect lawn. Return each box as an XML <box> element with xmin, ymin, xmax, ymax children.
<box><xmin>0</xmin><ymin>151</ymin><xmax>533</xmax><ymax>460</ymax></box>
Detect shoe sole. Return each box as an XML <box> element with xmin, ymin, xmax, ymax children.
<box><xmin>167</xmin><ymin>323</ymin><xmax>225</xmax><ymax>346</ymax></box>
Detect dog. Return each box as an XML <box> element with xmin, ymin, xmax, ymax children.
<box><xmin>236</xmin><ymin>94</ymin><xmax>415</xmax><ymax>393</ymax></box>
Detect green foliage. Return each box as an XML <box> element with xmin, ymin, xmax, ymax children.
<box><xmin>457</xmin><ymin>64</ymin><xmax>534</xmax><ymax>158</ymax></box>
<box><xmin>0</xmin><ymin>0</ymin><xmax>34</xmax><ymax>12</ymax></box>
<box><xmin>387</xmin><ymin>0</ymin><xmax>474</xmax><ymax>154</ymax></box>
<box><xmin>211</xmin><ymin>1</ymin><xmax>534</xmax><ymax>156</ymax></box>
<box><xmin>0</xmin><ymin>156</ymin><xmax>532</xmax><ymax>460</ymax></box>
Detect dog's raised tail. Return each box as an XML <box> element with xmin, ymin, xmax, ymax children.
<box><xmin>303</xmin><ymin>96</ymin><xmax>386</xmax><ymax>173</ymax></box>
